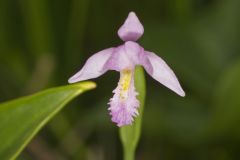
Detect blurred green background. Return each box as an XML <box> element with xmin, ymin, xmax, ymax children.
<box><xmin>1</xmin><ymin>0</ymin><xmax>240</xmax><ymax>159</ymax></box>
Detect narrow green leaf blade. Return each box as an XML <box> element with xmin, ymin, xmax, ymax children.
<box><xmin>0</xmin><ymin>81</ymin><xmax>96</xmax><ymax>160</ymax></box>
<box><xmin>119</xmin><ymin>66</ymin><xmax>146</xmax><ymax>160</ymax></box>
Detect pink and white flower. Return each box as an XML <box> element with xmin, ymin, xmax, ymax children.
<box><xmin>68</xmin><ymin>12</ymin><xmax>185</xmax><ymax>127</ymax></box>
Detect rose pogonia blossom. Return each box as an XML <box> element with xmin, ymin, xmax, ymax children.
<box><xmin>68</xmin><ymin>12</ymin><xmax>185</xmax><ymax>127</ymax></box>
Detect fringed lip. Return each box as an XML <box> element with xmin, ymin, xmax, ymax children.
<box><xmin>108</xmin><ymin>69</ymin><xmax>140</xmax><ymax>126</ymax></box>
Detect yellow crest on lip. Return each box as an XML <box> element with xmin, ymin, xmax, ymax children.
<box><xmin>119</xmin><ymin>69</ymin><xmax>132</xmax><ymax>100</ymax></box>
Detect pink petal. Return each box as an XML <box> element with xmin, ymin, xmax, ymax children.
<box><xmin>143</xmin><ymin>51</ymin><xmax>185</xmax><ymax>97</ymax></box>
<box><xmin>124</xmin><ymin>41</ymin><xmax>144</xmax><ymax>64</ymax></box>
<box><xmin>118</xmin><ymin>12</ymin><xmax>144</xmax><ymax>42</ymax></box>
<box><xmin>104</xmin><ymin>41</ymin><xmax>148</xmax><ymax>72</ymax></box>
<box><xmin>103</xmin><ymin>45</ymin><xmax>133</xmax><ymax>71</ymax></box>
<box><xmin>68</xmin><ymin>48</ymin><xmax>114</xmax><ymax>83</ymax></box>
<box><xmin>108</xmin><ymin>70</ymin><xmax>139</xmax><ymax>127</ymax></box>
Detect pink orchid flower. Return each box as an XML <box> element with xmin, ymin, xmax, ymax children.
<box><xmin>68</xmin><ymin>12</ymin><xmax>185</xmax><ymax>127</ymax></box>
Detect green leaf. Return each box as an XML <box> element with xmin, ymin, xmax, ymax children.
<box><xmin>119</xmin><ymin>66</ymin><xmax>146</xmax><ymax>160</ymax></box>
<box><xmin>0</xmin><ymin>81</ymin><xmax>96</xmax><ymax>160</ymax></box>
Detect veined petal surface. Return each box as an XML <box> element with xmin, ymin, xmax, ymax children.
<box><xmin>68</xmin><ymin>48</ymin><xmax>114</xmax><ymax>83</ymax></box>
<box><xmin>143</xmin><ymin>51</ymin><xmax>185</xmax><ymax>97</ymax></box>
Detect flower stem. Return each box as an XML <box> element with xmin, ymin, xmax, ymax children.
<box><xmin>123</xmin><ymin>147</ymin><xmax>135</xmax><ymax>160</ymax></box>
<box><xmin>119</xmin><ymin>66</ymin><xmax>146</xmax><ymax>160</ymax></box>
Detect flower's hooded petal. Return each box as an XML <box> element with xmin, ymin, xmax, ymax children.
<box><xmin>103</xmin><ymin>45</ymin><xmax>133</xmax><ymax>71</ymax></box>
<box><xmin>104</xmin><ymin>41</ymin><xmax>145</xmax><ymax>71</ymax></box>
<box><xmin>143</xmin><ymin>51</ymin><xmax>185</xmax><ymax>97</ymax></box>
<box><xmin>108</xmin><ymin>70</ymin><xmax>139</xmax><ymax>127</ymax></box>
<box><xmin>124</xmin><ymin>41</ymin><xmax>144</xmax><ymax>64</ymax></box>
<box><xmin>118</xmin><ymin>12</ymin><xmax>144</xmax><ymax>42</ymax></box>
<box><xmin>68</xmin><ymin>48</ymin><xmax>114</xmax><ymax>83</ymax></box>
